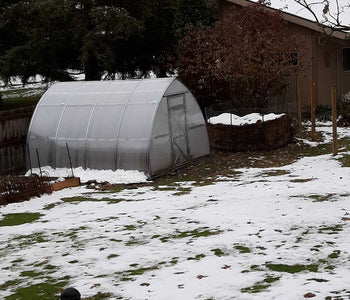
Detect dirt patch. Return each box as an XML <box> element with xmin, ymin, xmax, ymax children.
<box><xmin>208</xmin><ymin>115</ymin><xmax>294</xmax><ymax>152</ymax></box>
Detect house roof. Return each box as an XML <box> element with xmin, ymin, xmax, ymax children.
<box><xmin>222</xmin><ymin>0</ymin><xmax>350</xmax><ymax>40</ymax></box>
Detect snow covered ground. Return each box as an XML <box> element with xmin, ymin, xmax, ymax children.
<box><xmin>25</xmin><ymin>167</ymin><xmax>149</xmax><ymax>185</ymax></box>
<box><xmin>208</xmin><ymin>113</ymin><xmax>285</xmax><ymax>126</ymax></box>
<box><xmin>1</xmin><ymin>123</ymin><xmax>350</xmax><ymax>300</ymax></box>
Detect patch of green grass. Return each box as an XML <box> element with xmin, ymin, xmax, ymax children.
<box><xmin>290</xmin><ymin>178</ymin><xmax>314</xmax><ymax>183</ymax></box>
<box><xmin>187</xmin><ymin>254</ymin><xmax>206</xmax><ymax>260</ymax></box>
<box><xmin>127</xmin><ymin>268</ymin><xmax>154</xmax><ymax>276</ymax></box>
<box><xmin>0</xmin><ymin>279</ymin><xmax>21</xmax><ymax>291</ymax></box>
<box><xmin>123</xmin><ymin>266</ymin><xmax>158</xmax><ymax>276</ymax></box>
<box><xmin>68</xmin><ymin>260</ymin><xmax>78</xmax><ymax>264</ymax></box>
<box><xmin>294</xmin><ymin>228</ymin><xmax>311</xmax><ymax>243</ymax></box>
<box><xmin>211</xmin><ymin>248</ymin><xmax>225</xmax><ymax>256</ymax></box>
<box><xmin>83</xmin><ymin>293</ymin><xmax>114</xmax><ymax>300</ymax></box>
<box><xmin>153</xmin><ymin>186</ymin><xmax>177</xmax><ymax>191</ymax></box>
<box><xmin>20</xmin><ymin>270</ymin><xmax>43</xmax><ymax>278</ymax></box>
<box><xmin>124</xmin><ymin>225</ymin><xmax>136</xmax><ymax>231</ymax></box>
<box><xmin>0</xmin><ymin>213</ymin><xmax>41</xmax><ymax>227</ymax></box>
<box><xmin>96</xmin><ymin>183</ymin><xmax>140</xmax><ymax>194</ymax></box>
<box><xmin>120</xmin><ymin>276</ymin><xmax>135</xmax><ymax>282</ymax></box>
<box><xmin>43</xmin><ymin>203</ymin><xmax>59</xmax><ymax>210</ymax></box>
<box><xmin>266</xmin><ymin>263</ymin><xmax>318</xmax><ymax>273</ymax></box>
<box><xmin>307</xmin><ymin>278</ymin><xmax>329</xmax><ymax>282</ymax></box>
<box><xmin>234</xmin><ymin>245</ymin><xmax>251</xmax><ymax>254</ymax></box>
<box><xmin>44</xmin><ymin>265</ymin><xmax>57</xmax><ymax>271</ymax></box>
<box><xmin>110</xmin><ymin>238</ymin><xmax>122</xmax><ymax>242</ymax></box>
<box><xmin>262</xmin><ymin>170</ymin><xmax>289</xmax><ymax>177</ymax></box>
<box><xmin>170</xmin><ymin>257</ymin><xmax>178</xmax><ymax>265</ymax></box>
<box><xmin>129</xmin><ymin>263</ymin><xmax>139</xmax><ymax>267</ymax></box>
<box><xmin>248</xmin><ymin>265</ymin><xmax>264</xmax><ymax>272</ymax></box>
<box><xmin>241</xmin><ymin>276</ymin><xmax>280</xmax><ymax>293</ymax></box>
<box><xmin>12</xmin><ymin>232</ymin><xmax>48</xmax><ymax>247</ymax></box>
<box><xmin>174</xmin><ymin>187</ymin><xmax>192</xmax><ymax>195</ymax></box>
<box><xmin>4</xmin><ymin>276</ymin><xmax>69</xmax><ymax>300</ymax></box>
<box><xmin>107</xmin><ymin>254</ymin><xmax>119</xmax><ymax>259</ymax></box>
<box><xmin>61</xmin><ymin>196</ymin><xmax>89</xmax><ymax>202</ymax></box>
<box><xmin>318</xmin><ymin>224</ymin><xmax>343</xmax><ymax>234</ymax></box>
<box><xmin>308</xmin><ymin>194</ymin><xmax>336</xmax><ymax>202</ymax></box>
<box><xmin>193</xmin><ymin>179</ymin><xmax>215</xmax><ymax>186</ymax></box>
<box><xmin>61</xmin><ymin>196</ymin><xmax>124</xmax><ymax>204</ymax></box>
<box><xmin>2</xmin><ymin>87</ymin><xmax>45</xmax><ymax>110</ymax></box>
<box><xmin>125</xmin><ymin>236</ymin><xmax>147</xmax><ymax>246</ymax></box>
<box><xmin>160</xmin><ymin>227</ymin><xmax>222</xmax><ymax>243</ymax></box>
<box><xmin>328</xmin><ymin>250</ymin><xmax>341</xmax><ymax>259</ymax></box>
<box><xmin>339</xmin><ymin>154</ymin><xmax>350</xmax><ymax>167</ymax></box>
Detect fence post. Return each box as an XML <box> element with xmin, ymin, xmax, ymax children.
<box><xmin>311</xmin><ymin>80</ymin><xmax>316</xmax><ymax>141</ymax></box>
<box><xmin>332</xmin><ymin>85</ymin><xmax>338</xmax><ymax>156</ymax></box>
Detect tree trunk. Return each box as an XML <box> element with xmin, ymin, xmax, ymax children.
<box><xmin>84</xmin><ymin>49</ymin><xmax>100</xmax><ymax>81</ymax></box>
<box><xmin>0</xmin><ymin>92</ymin><xmax>3</xmax><ymax>110</ymax></box>
<box><xmin>82</xmin><ymin>0</ymin><xmax>100</xmax><ymax>81</ymax></box>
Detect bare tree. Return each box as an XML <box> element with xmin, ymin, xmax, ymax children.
<box><xmin>292</xmin><ymin>0</ymin><xmax>350</xmax><ymax>32</ymax></box>
<box><xmin>178</xmin><ymin>4</ymin><xmax>298</xmax><ymax>114</ymax></box>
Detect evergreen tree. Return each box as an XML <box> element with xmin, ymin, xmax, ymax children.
<box><xmin>0</xmin><ymin>0</ymin><xmax>217</xmax><ymax>84</ymax></box>
<box><xmin>174</xmin><ymin>0</ymin><xmax>217</xmax><ymax>37</ymax></box>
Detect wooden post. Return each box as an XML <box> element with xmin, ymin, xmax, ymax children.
<box><xmin>311</xmin><ymin>80</ymin><xmax>316</xmax><ymax>141</ymax></box>
<box><xmin>332</xmin><ymin>84</ymin><xmax>338</xmax><ymax>156</ymax></box>
<box><xmin>296</xmin><ymin>75</ymin><xmax>302</xmax><ymax>128</ymax></box>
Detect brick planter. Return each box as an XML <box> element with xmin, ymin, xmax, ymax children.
<box><xmin>207</xmin><ymin>114</ymin><xmax>294</xmax><ymax>152</ymax></box>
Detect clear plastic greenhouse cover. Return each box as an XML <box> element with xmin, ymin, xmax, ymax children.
<box><xmin>27</xmin><ymin>78</ymin><xmax>210</xmax><ymax>178</ymax></box>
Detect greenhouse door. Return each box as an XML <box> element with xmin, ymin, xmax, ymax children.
<box><xmin>168</xmin><ymin>94</ymin><xmax>189</xmax><ymax>167</ymax></box>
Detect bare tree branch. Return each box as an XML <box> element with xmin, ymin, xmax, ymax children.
<box><xmin>292</xmin><ymin>0</ymin><xmax>350</xmax><ymax>32</ymax></box>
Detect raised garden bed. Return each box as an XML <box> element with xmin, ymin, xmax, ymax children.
<box><xmin>0</xmin><ymin>176</ymin><xmax>80</xmax><ymax>205</ymax></box>
<box><xmin>208</xmin><ymin>114</ymin><xmax>294</xmax><ymax>152</ymax></box>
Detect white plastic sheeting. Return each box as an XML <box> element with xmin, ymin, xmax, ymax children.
<box><xmin>26</xmin><ymin>78</ymin><xmax>210</xmax><ymax>178</ymax></box>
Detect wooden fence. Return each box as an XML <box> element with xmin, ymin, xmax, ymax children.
<box><xmin>0</xmin><ymin>106</ymin><xmax>35</xmax><ymax>175</ymax></box>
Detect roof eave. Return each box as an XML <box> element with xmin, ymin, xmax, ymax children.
<box><xmin>223</xmin><ymin>0</ymin><xmax>349</xmax><ymax>40</ymax></box>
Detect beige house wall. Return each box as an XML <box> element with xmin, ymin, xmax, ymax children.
<box><xmin>219</xmin><ymin>0</ymin><xmax>350</xmax><ymax>113</ymax></box>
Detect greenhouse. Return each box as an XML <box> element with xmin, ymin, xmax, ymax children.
<box><xmin>26</xmin><ymin>78</ymin><xmax>210</xmax><ymax>178</ymax></box>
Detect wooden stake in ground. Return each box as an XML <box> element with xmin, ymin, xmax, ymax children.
<box><xmin>311</xmin><ymin>80</ymin><xmax>316</xmax><ymax>141</ymax></box>
<box><xmin>296</xmin><ymin>75</ymin><xmax>302</xmax><ymax>128</ymax></box>
<box><xmin>332</xmin><ymin>84</ymin><xmax>338</xmax><ymax>156</ymax></box>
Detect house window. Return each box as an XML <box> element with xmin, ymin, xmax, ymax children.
<box><xmin>343</xmin><ymin>48</ymin><xmax>350</xmax><ymax>71</ymax></box>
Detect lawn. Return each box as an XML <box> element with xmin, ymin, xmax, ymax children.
<box><xmin>1</xmin><ymin>84</ymin><xmax>46</xmax><ymax>110</ymax></box>
<box><xmin>1</xmin><ymin>123</ymin><xmax>350</xmax><ymax>300</ymax></box>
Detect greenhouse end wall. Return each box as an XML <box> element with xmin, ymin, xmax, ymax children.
<box><xmin>27</xmin><ymin>78</ymin><xmax>210</xmax><ymax>177</ymax></box>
